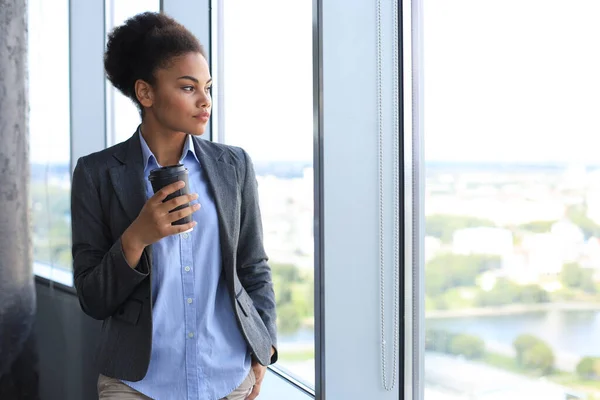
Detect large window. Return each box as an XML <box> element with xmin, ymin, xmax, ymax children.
<box><xmin>218</xmin><ymin>0</ymin><xmax>315</xmax><ymax>388</ymax></box>
<box><xmin>422</xmin><ymin>2</ymin><xmax>600</xmax><ymax>399</ymax></box>
<box><xmin>28</xmin><ymin>0</ymin><xmax>72</xmax><ymax>285</ymax></box>
<box><xmin>105</xmin><ymin>0</ymin><xmax>160</xmax><ymax>146</ymax></box>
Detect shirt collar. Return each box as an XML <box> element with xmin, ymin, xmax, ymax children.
<box><xmin>138</xmin><ymin>126</ymin><xmax>199</xmax><ymax>172</ymax></box>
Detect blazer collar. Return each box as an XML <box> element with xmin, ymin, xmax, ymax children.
<box><xmin>112</xmin><ymin>131</ymin><xmax>226</xmax><ymax>165</ymax></box>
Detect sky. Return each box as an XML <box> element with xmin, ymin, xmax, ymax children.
<box><xmin>27</xmin><ymin>0</ymin><xmax>600</xmax><ymax>165</ymax></box>
<box><xmin>221</xmin><ymin>0</ymin><xmax>313</xmax><ymax>162</ymax></box>
<box><xmin>28</xmin><ymin>0</ymin><xmax>70</xmax><ymax>165</ymax></box>
<box><xmin>423</xmin><ymin>0</ymin><xmax>600</xmax><ymax>164</ymax></box>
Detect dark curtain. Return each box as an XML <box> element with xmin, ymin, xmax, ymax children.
<box><xmin>0</xmin><ymin>0</ymin><xmax>39</xmax><ymax>398</ymax></box>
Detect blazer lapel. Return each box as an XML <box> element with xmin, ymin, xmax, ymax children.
<box><xmin>109</xmin><ymin>133</ymin><xmax>148</xmax><ymax>226</ymax></box>
<box><xmin>193</xmin><ymin>137</ymin><xmax>239</xmax><ymax>288</ymax></box>
<box><xmin>108</xmin><ymin>132</ymin><xmax>153</xmax><ymax>269</ymax></box>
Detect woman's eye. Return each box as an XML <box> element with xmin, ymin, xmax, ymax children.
<box><xmin>182</xmin><ymin>86</ymin><xmax>194</xmax><ymax>92</ymax></box>
<box><xmin>205</xmin><ymin>86</ymin><xmax>213</xmax><ymax>93</ymax></box>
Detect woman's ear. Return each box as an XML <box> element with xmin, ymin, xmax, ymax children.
<box><xmin>135</xmin><ymin>79</ymin><xmax>154</xmax><ymax>108</ymax></box>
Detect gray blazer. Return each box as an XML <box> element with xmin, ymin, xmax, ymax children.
<box><xmin>70</xmin><ymin>132</ymin><xmax>278</xmax><ymax>382</ymax></box>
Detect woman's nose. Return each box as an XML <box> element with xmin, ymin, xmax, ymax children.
<box><xmin>197</xmin><ymin>93</ymin><xmax>211</xmax><ymax>108</ymax></box>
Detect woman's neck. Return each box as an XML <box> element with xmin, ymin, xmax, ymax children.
<box><xmin>140</xmin><ymin>117</ymin><xmax>187</xmax><ymax>167</ymax></box>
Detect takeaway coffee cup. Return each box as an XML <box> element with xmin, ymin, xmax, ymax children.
<box><xmin>148</xmin><ymin>164</ymin><xmax>193</xmax><ymax>233</ymax></box>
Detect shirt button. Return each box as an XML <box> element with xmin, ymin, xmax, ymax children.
<box><xmin>187</xmin><ymin>298</ymin><xmax>193</xmax><ymax>304</ymax></box>
<box><xmin>188</xmin><ymin>332</ymin><xmax>194</xmax><ymax>338</ymax></box>
<box><xmin>184</xmin><ymin>266</ymin><xmax>191</xmax><ymax>272</ymax></box>
<box><xmin>182</xmin><ymin>233</ymin><xmax>189</xmax><ymax>239</ymax></box>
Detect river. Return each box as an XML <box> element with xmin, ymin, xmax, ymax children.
<box><xmin>427</xmin><ymin>309</ymin><xmax>600</xmax><ymax>365</ymax></box>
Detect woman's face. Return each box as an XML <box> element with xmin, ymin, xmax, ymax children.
<box><xmin>142</xmin><ymin>52</ymin><xmax>212</xmax><ymax>136</ymax></box>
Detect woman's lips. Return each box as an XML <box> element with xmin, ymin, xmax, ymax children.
<box><xmin>194</xmin><ymin>112</ymin><xmax>210</xmax><ymax>122</ymax></box>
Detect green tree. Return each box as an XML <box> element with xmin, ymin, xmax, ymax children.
<box><xmin>30</xmin><ymin>183</ymin><xmax>73</xmax><ymax>269</ymax></box>
<box><xmin>518</xmin><ymin>284</ymin><xmax>550</xmax><ymax>303</ymax></box>
<box><xmin>426</xmin><ymin>254</ymin><xmax>501</xmax><ymax>297</ymax></box>
<box><xmin>522</xmin><ymin>342</ymin><xmax>555</xmax><ymax>374</ymax></box>
<box><xmin>271</xmin><ymin>263</ymin><xmax>313</xmax><ymax>335</ymax></box>
<box><xmin>561</xmin><ymin>263</ymin><xmax>583</xmax><ymax>288</ymax></box>
<box><xmin>576</xmin><ymin>357</ymin><xmax>600</xmax><ymax>381</ymax></box>
<box><xmin>566</xmin><ymin>205</ymin><xmax>600</xmax><ymax>239</ymax></box>
<box><xmin>290</xmin><ymin>280</ymin><xmax>313</xmax><ymax>320</ymax></box>
<box><xmin>513</xmin><ymin>334</ymin><xmax>542</xmax><ymax>365</ymax></box>
<box><xmin>476</xmin><ymin>278</ymin><xmax>520</xmax><ymax>306</ymax></box>
<box><xmin>425</xmin><ymin>329</ymin><xmax>456</xmax><ymax>353</ymax></box>
<box><xmin>519</xmin><ymin>220</ymin><xmax>557</xmax><ymax>233</ymax></box>
<box><xmin>276</xmin><ymin>303</ymin><xmax>301</xmax><ymax>334</ymax></box>
<box><xmin>560</xmin><ymin>263</ymin><xmax>597</xmax><ymax>294</ymax></box>
<box><xmin>581</xmin><ymin>270</ymin><xmax>598</xmax><ymax>294</ymax></box>
<box><xmin>449</xmin><ymin>334</ymin><xmax>485</xmax><ymax>360</ymax></box>
<box><xmin>513</xmin><ymin>334</ymin><xmax>554</xmax><ymax>374</ymax></box>
<box><xmin>425</xmin><ymin>265</ymin><xmax>448</xmax><ymax>297</ymax></box>
<box><xmin>426</xmin><ymin>214</ymin><xmax>496</xmax><ymax>243</ymax></box>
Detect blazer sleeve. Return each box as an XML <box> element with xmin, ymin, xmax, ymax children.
<box><xmin>235</xmin><ymin>149</ymin><xmax>279</xmax><ymax>364</ymax></box>
<box><xmin>71</xmin><ymin>157</ymin><xmax>149</xmax><ymax>320</ymax></box>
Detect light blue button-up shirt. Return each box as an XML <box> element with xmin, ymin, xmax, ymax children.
<box><xmin>123</xmin><ymin>130</ymin><xmax>251</xmax><ymax>400</ymax></box>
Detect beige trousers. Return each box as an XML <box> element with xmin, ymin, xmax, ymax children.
<box><xmin>97</xmin><ymin>370</ymin><xmax>256</xmax><ymax>400</ymax></box>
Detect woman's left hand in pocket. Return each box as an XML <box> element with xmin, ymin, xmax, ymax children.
<box><xmin>246</xmin><ymin>347</ymin><xmax>275</xmax><ymax>400</ymax></box>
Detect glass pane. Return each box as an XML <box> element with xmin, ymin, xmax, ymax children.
<box><xmin>423</xmin><ymin>1</ymin><xmax>600</xmax><ymax>399</ymax></box>
<box><xmin>105</xmin><ymin>0</ymin><xmax>161</xmax><ymax>145</ymax></box>
<box><xmin>28</xmin><ymin>0</ymin><xmax>73</xmax><ymax>285</ymax></box>
<box><xmin>221</xmin><ymin>0</ymin><xmax>315</xmax><ymax>388</ymax></box>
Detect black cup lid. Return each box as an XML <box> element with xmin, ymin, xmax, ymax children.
<box><xmin>148</xmin><ymin>164</ymin><xmax>188</xmax><ymax>180</ymax></box>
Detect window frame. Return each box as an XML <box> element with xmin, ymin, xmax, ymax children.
<box><xmin>404</xmin><ymin>0</ymin><xmax>424</xmax><ymax>399</ymax></box>
<box><xmin>319</xmin><ymin>0</ymin><xmax>406</xmax><ymax>398</ymax></box>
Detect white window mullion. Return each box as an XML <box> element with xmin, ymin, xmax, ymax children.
<box><xmin>70</xmin><ymin>0</ymin><xmax>106</xmax><ymax>171</ymax></box>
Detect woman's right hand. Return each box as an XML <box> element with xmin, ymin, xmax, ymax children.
<box><xmin>121</xmin><ymin>181</ymin><xmax>200</xmax><ymax>267</ymax></box>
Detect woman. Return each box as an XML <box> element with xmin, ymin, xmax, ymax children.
<box><xmin>71</xmin><ymin>12</ymin><xmax>277</xmax><ymax>400</ymax></box>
